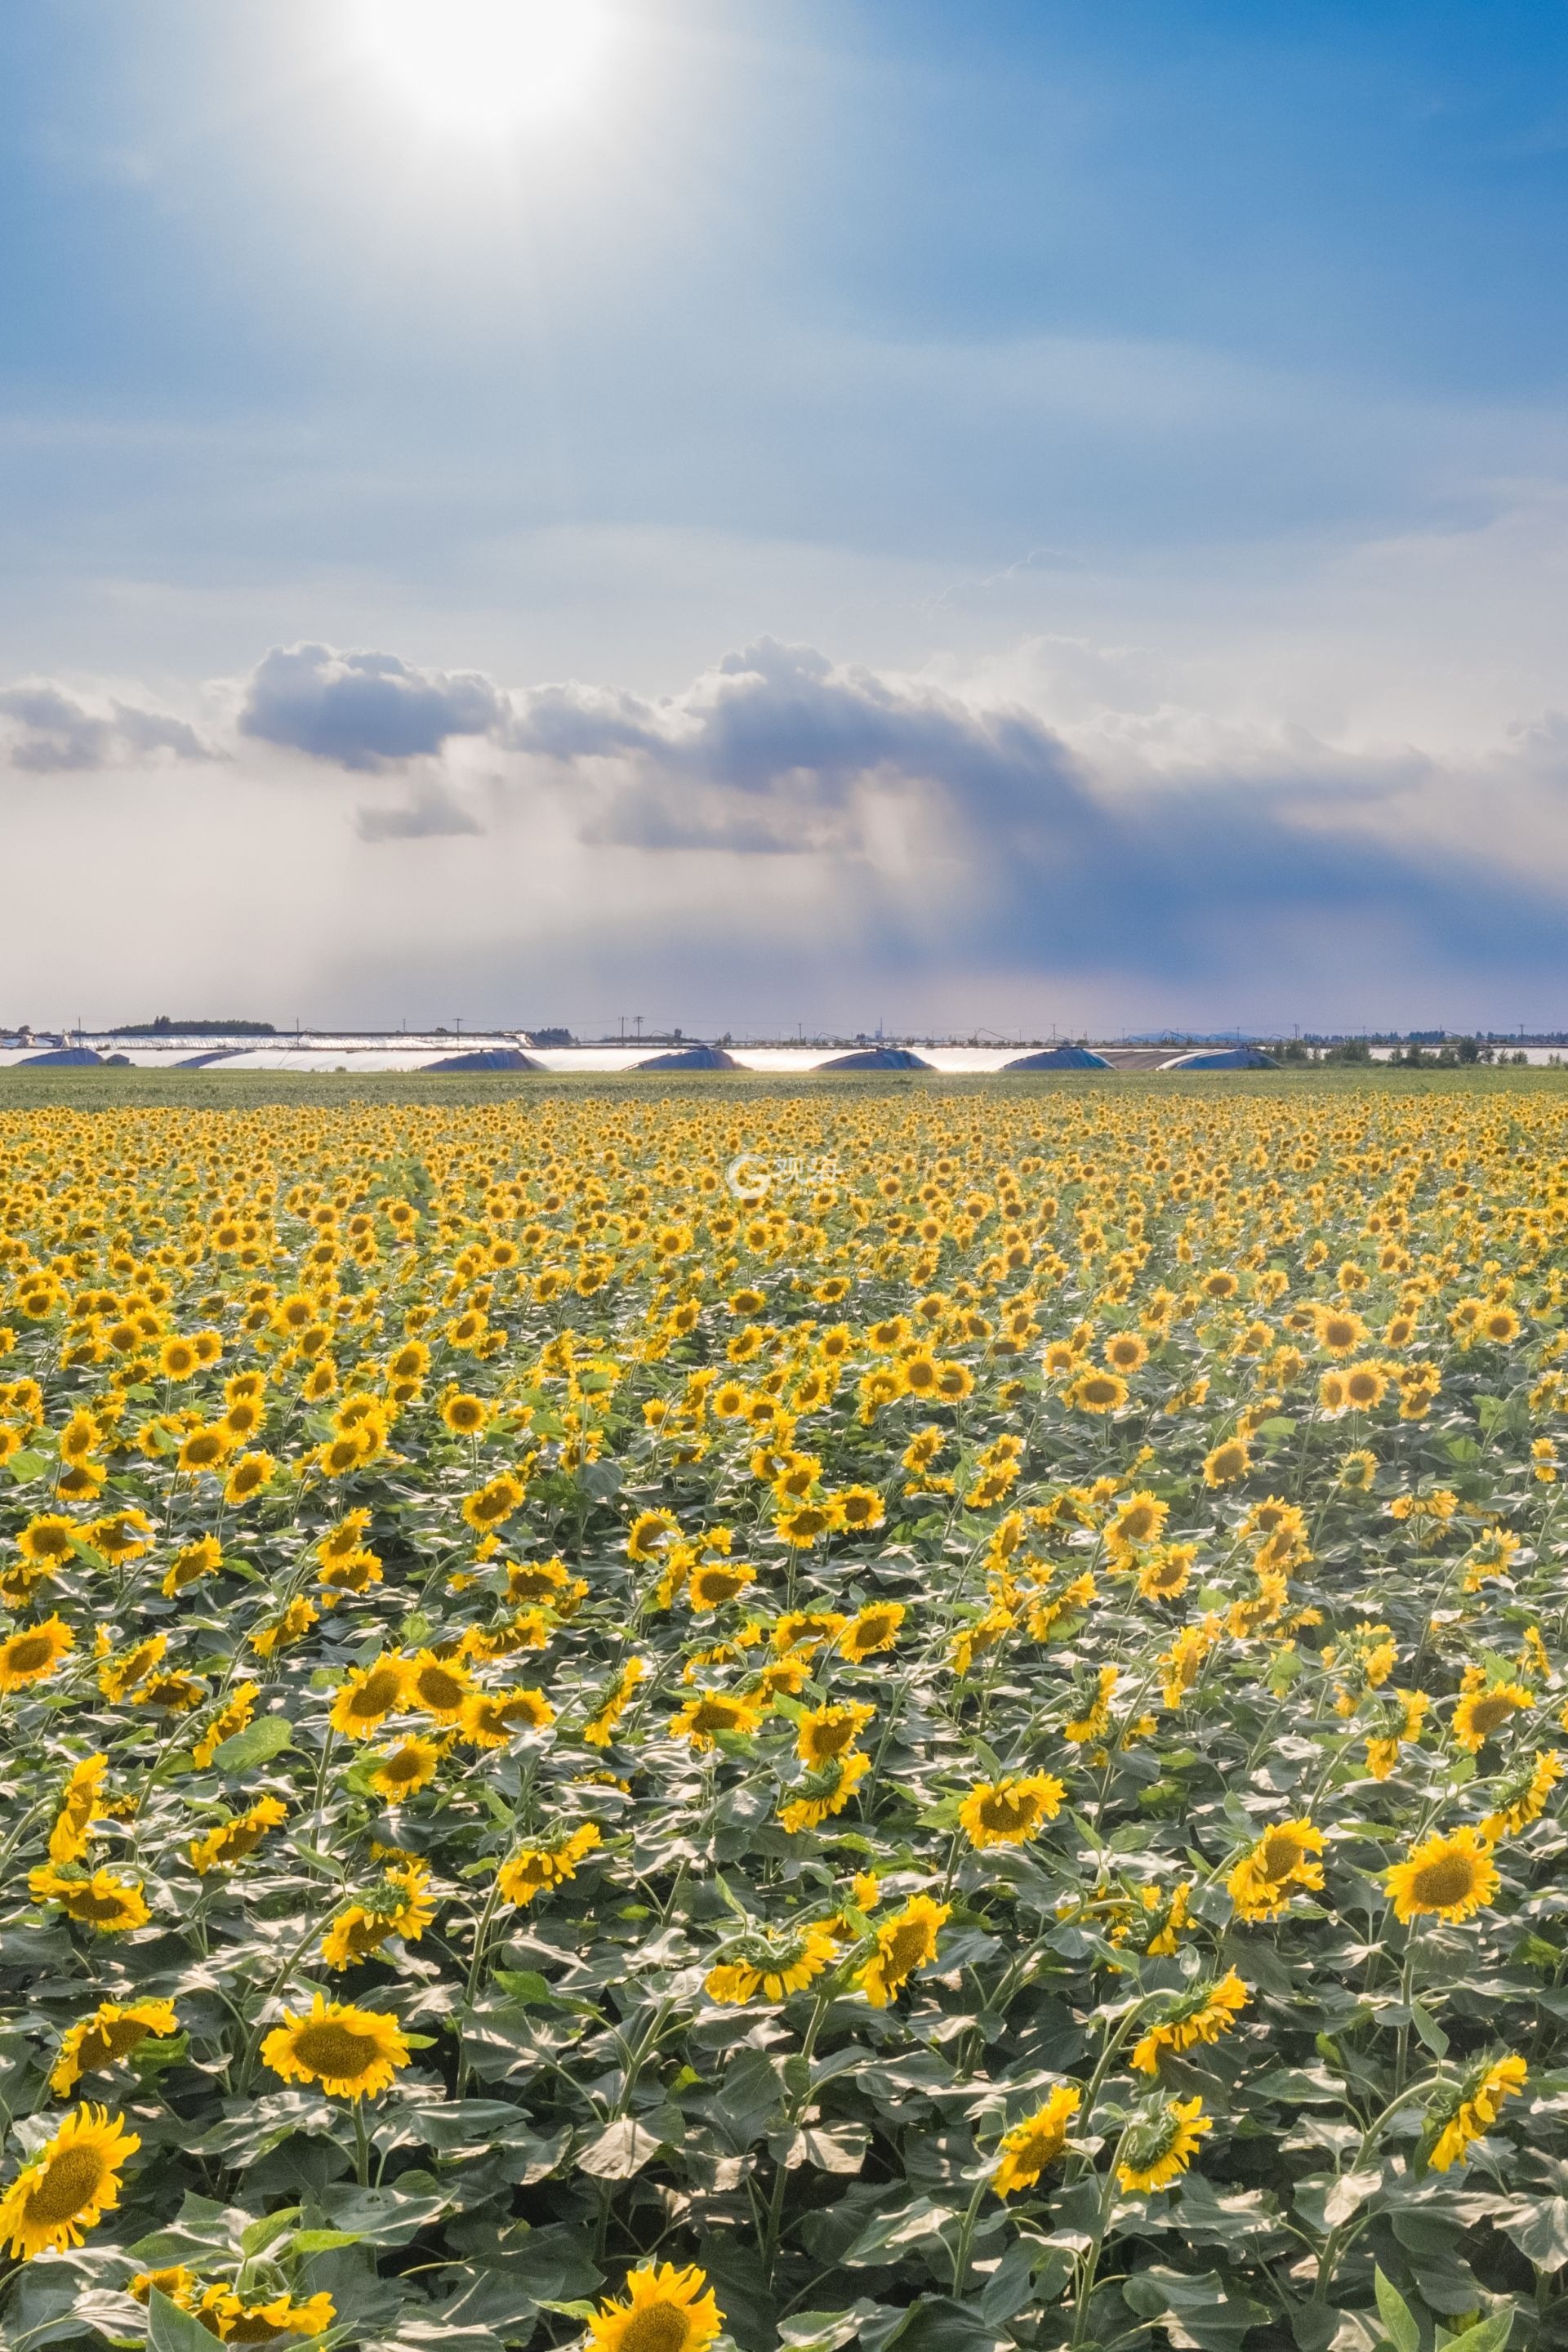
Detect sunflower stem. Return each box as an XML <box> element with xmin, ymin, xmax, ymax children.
<box><xmin>1069</xmin><ymin>2126</ymin><xmax>1132</xmax><ymax>2352</ymax></box>
<box><xmin>950</xmin><ymin>2169</ymin><xmax>991</xmax><ymax>2297</ymax></box>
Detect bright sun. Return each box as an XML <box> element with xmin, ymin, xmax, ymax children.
<box><xmin>352</xmin><ymin>0</ymin><xmax>608</xmax><ymax>136</ymax></box>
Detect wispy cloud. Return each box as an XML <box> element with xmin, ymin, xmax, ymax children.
<box><xmin>355</xmin><ymin>784</ymin><xmax>485</xmax><ymax>842</ymax></box>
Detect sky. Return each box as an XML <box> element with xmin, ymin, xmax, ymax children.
<box><xmin>5</xmin><ymin>0</ymin><xmax>1568</xmax><ymax>1038</ymax></box>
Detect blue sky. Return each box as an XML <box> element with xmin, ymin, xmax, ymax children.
<box><xmin>4</xmin><ymin>0</ymin><xmax>1568</xmax><ymax>1034</ymax></box>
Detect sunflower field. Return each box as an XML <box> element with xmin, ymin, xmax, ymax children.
<box><xmin>4</xmin><ymin>1079</ymin><xmax>1568</xmax><ymax>2352</ymax></box>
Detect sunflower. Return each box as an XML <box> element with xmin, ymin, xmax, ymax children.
<box><xmin>322</xmin><ymin>1860</ymin><xmax>435</xmax><ymax>1969</ymax></box>
<box><xmin>1386</xmin><ymin>1826</ymin><xmax>1499</xmax><ymax>1923</ymax></box>
<box><xmin>1226</xmin><ymin>1818</ymin><xmax>1325</xmax><ymax>1921</ymax></box>
<box><xmin>29</xmin><ymin>1864</ymin><xmax>149</xmax><ymax>1934</ymax></box>
<box><xmin>627</xmin><ymin>1508</ymin><xmax>680</xmax><ymax>1561</ymax></box>
<box><xmin>1132</xmin><ymin>1970</ymin><xmax>1250</xmax><ymax>2072</ymax></box>
<box><xmin>317</xmin><ymin>1431</ymin><xmax>368</xmax><ymax>1480</ymax></box>
<box><xmin>958</xmin><ymin>1771</ymin><xmax>1067</xmax><ymax>1850</ymax></box>
<box><xmin>162</xmin><ymin>1534</ymin><xmax>222</xmax><ymax>1597</ymax></box>
<box><xmin>583</xmin><ymin>1658</ymin><xmax>647</xmax><ymax>1748</ymax></box>
<box><xmin>778</xmin><ymin>1747</ymin><xmax>871</xmax><ymax>1833</ymax></box>
<box><xmin>1315</xmin><ymin>1307</ymin><xmax>1368</xmax><ymax>1357</ymax></box>
<box><xmin>669</xmin><ymin>1690</ymin><xmax>764</xmax><ymax>1749</ymax></box>
<box><xmin>1137</xmin><ymin>1544</ymin><xmax>1196</xmax><ymax>1601</ymax></box>
<box><xmin>56</xmin><ymin>1460</ymin><xmax>107</xmax><ymax>1503</ymax></box>
<box><xmin>796</xmin><ymin>1701</ymin><xmax>875</xmax><ymax>1766</ymax></box>
<box><xmin>84</xmin><ymin>1508</ymin><xmax>153</xmax><ymax>1566</ymax></box>
<box><xmin>1202</xmin><ymin>1438</ymin><xmax>1251</xmax><ymax>1487</ymax></box>
<box><xmin>704</xmin><ymin>1921</ymin><xmax>838</xmax><ymax>2005</ymax></box>
<box><xmin>688</xmin><ymin>1561</ymin><xmax>756</xmax><ymax>1611</ymax></box>
<box><xmin>497</xmin><ymin>1823</ymin><xmax>602</xmax><ymax>1906</ymax></box>
<box><xmin>51</xmin><ymin>1999</ymin><xmax>178</xmax><ymax>2096</ymax></box>
<box><xmin>777</xmin><ymin>1499</ymin><xmax>844</xmax><ymax>1548</ymax></box>
<box><xmin>189</xmin><ymin>1796</ymin><xmax>287</xmax><ymax>1875</ymax></box>
<box><xmin>318</xmin><ymin>1508</ymin><xmax>373</xmax><ymax>1564</ymax></box>
<box><xmin>128</xmin><ymin>2265</ymin><xmax>197</xmax><ymax>2310</ymax></box>
<box><xmin>318</xmin><ymin>1550</ymin><xmax>383</xmax><ymax>1606</ymax></box>
<box><xmin>1068</xmin><ymin>1370</ymin><xmax>1128</xmax><ymax>1415</ymax></box>
<box><xmin>220</xmin><ymin>1396</ymin><xmax>265</xmax><ymax>1442</ymax></box>
<box><xmin>506</xmin><ymin>1557</ymin><xmax>588</xmax><ymax>1614</ymax></box>
<box><xmin>1107</xmin><ymin>1491</ymin><xmax>1167</xmax><ymax>1554</ymax></box>
<box><xmin>0</xmin><ymin>2104</ymin><xmax>140</xmax><ymax>2257</ymax></box>
<box><xmin>458</xmin><ymin>1686</ymin><xmax>555</xmax><ymax>1747</ymax></box>
<box><xmin>1116</xmin><ymin>2096</ymin><xmax>1211</xmax><ymax>2194</ymax></box>
<box><xmin>406</xmin><ymin>1650</ymin><xmax>474</xmax><ymax>1723</ymax></box>
<box><xmin>773</xmin><ymin>1610</ymin><xmax>846</xmax><ymax>1655</ymax></box>
<box><xmin>97</xmin><ymin>1633</ymin><xmax>167</xmax><ymax>1704</ymax></box>
<box><xmin>252</xmin><ymin>1597</ymin><xmax>318</xmax><ymax>1658</ymax></box>
<box><xmin>262</xmin><ymin>1994</ymin><xmax>409</xmax><ymax>2100</ymax></box>
<box><xmin>856</xmin><ymin>1893</ymin><xmax>950</xmax><ymax>2007</ymax></box>
<box><xmin>177</xmin><ymin>1425</ymin><xmax>232</xmax><ymax>1474</ymax></box>
<box><xmin>191</xmin><ymin>1683</ymin><xmax>259</xmax><ymax>1769</ymax></box>
<box><xmin>1452</xmin><ymin>1682</ymin><xmax>1532</xmax><ymax>1753</ymax></box>
<box><xmin>330</xmin><ymin>1656</ymin><xmax>410</xmax><ymax>1738</ymax></box>
<box><xmin>586</xmin><ymin>2263</ymin><xmax>724</xmax><ymax>2352</ymax></box>
<box><xmin>13</xmin><ymin>1516</ymin><xmax>77</xmax><ymax>1566</ymax></box>
<box><xmin>1482</xmin><ymin>1749</ymin><xmax>1564</xmax><ymax>1841</ymax></box>
<box><xmin>839</xmin><ymin>1603</ymin><xmax>906</xmax><ymax>1662</ymax></box>
<box><xmin>48</xmin><ymin>1753</ymin><xmax>108</xmax><ymax>1863</ymax></box>
<box><xmin>443</xmin><ymin>1392</ymin><xmax>490</xmax><ymax>1437</ymax></box>
<box><xmin>224</xmin><ymin>1450</ymin><xmax>276</xmax><ymax>1506</ymax></box>
<box><xmin>369</xmin><ymin>1736</ymin><xmax>443</xmax><ymax>1802</ymax></box>
<box><xmin>57</xmin><ymin>1411</ymin><xmax>100</xmax><ymax>1464</ymax></box>
<box><xmin>1065</xmin><ymin>1664</ymin><xmax>1119</xmax><ymax>1744</ymax></box>
<box><xmin>991</xmin><ymin>2084</ymin><xmax>1080</xmax><ymax>2197</ymax></box>
<box><xmin>1428</xmin><ymin>2053</ymin><xmax>1527</xmax><ymax>2172</ymax></box>
<box><xmin>193</xmin><ymin>2286</ymin><xmax>337</xmax><ymax>2343</ymax></box>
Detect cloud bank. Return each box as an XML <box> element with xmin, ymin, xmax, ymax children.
<box><xmin>5</xmin><ymin>630</ymin><xmax>1568</xmax><ymax>1031</ymax></box>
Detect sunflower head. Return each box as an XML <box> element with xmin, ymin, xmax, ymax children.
<box><xmin>0</xmin><ymin>2104</ymin><xmax>140</xmax><ymax>2258</ymax></box>
<box><xmin>261</xmin><ymin>1994</ymin><xmax>410</xmax><ymax>2100</ymax></box>
<box><xmin>1387</xmin><ymin>1827</ymin><xmax>1499</xmax><ymax>1924</ymax></box>
<box><xmin>586</xmin><ymin>2264</ymin><xmax>724</xmax><ymax>2352</ymax></box>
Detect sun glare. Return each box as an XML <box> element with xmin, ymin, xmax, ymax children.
<box><xmin>352</xmin><ymin>0</ymin><xmax>608</xmax><ymax>136</ymax></box>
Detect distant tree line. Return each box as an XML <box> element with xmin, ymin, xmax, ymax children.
<box><xmin>110</xmin><ymin>1017</ymin><xmax>277</xmax><ymax>1036</ymax></box>
<box><xmin>1266</xmin><ymin>1036</ymin><xmax>1537</xmax><ymax>1066</ymax></box>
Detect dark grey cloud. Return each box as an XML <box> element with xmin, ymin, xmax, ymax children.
<box><xmin>511</xmin><ymin>634</ymin><xmax>1090</xmax><ymax>854</ymax></box>
<box><xmin>503</xmin><ymin>635</ymin><xmax>1568</xmax><ymax>987</ymax></box>
<box><xmin>239</xmin><ymin>643</ymin><xmax>506</xmax><ymax>772</ymax></box>
<box><xmin>0</xmin><ymin>682</ymin><xmax>213</xmax><ymax>771</ymax></box>
<box><xmin>356</xmin><ymin>786</ymin><xmax>485</xmax><ymax>843</ymax></box>
<box><xmin>512</xmin><ymin>633</ymin><xmax>1081</xmax><ymax>800</ymax></box>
